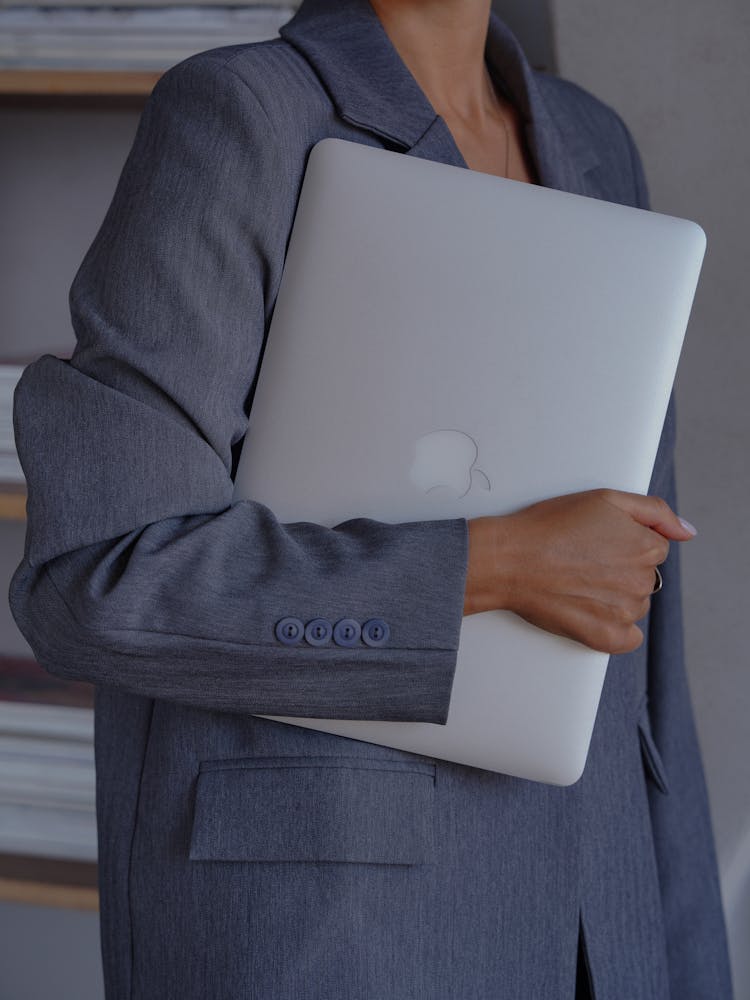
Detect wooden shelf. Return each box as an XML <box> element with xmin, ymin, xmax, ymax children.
<box><xmin>0</xmin><ymin>68</ymin><xmax>161</xmax><ymax>102</ymax></box>
<box><xmin>0</xmin><ymin>876</ymin><xmax>99</xmax><ymax>911</ymax></box>
<box><xmin>0</xmin><ymin>653</ymin><xmax>96</xmax><ymax>709</ymax></box>
<box><xmin>0</xmin><ymin>854</ymin><xmax>98</xmax><ymax>912</ymax></box>
<box><xmin>0</xmin><ymin>487</ymin><xmax>27</xmax><ymax>521</ymax></box>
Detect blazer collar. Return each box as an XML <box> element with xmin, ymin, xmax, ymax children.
<box><xmin>279</xmin><ymin>0</ymin><xmax>599</xmax><ymax>193</ymax></box>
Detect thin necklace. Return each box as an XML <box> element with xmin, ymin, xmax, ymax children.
<box><xmin>486</xmin><ymin>66</ymin><xmax>511</xmax><ymax>178</ymax></box>
<box><xmin>499</xmin><ymin>114</ymin><xmax>511</xmax><ymax>178</ymax></box>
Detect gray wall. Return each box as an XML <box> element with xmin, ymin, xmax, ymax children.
<box><xmin>0</xmin><ymin>901</ymin><xmax>103</xmax><ymax>1000</ymax></box>
<box><xmin>492</xmin><ymin>0</ymin><xmax>554</xmax><ymax>70</ymax></box>
<box><xmin>0</xmin><ymin>108</ymin><xmax>140</xmax><ymax>360</ymax></box>
<box><xmin>549</xmin><ymin>1</ymin><xmax>750</xmax><ymax>996</ymax></box>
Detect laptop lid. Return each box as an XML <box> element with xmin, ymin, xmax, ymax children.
<box><xmin>232</xmin><ymin>137</ymin><xmax>705</xmax><ymax>784</ymax></box>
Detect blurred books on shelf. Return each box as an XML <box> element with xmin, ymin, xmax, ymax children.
<box><xmin>1</xmin><ymin>348</ymin><xmax>97</xmax><ymax>863</ymax></box>
<box><xmin>1</xmin><ymin>353</ymin><xmax>70</xmax><ymax>491</ymax></box>
<box><xmin>1</xmin><ymin>362</ymin><xmax>26</xmax><ymax>485</ymax></box>
<box><xmin>0</xmin><ymin>4</ymin><xmax>296</xmax><ymax>71</ymax></box>
<box><xmin>0</xmin><ymin>699</ymin><xmax>96</xmax><ymax>861</ymax></box>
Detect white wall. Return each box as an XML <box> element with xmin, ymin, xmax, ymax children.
<box><xmin>549</xmin><ymin>2</ymin><xmax>750</xmax><ymax>996</ymax></box>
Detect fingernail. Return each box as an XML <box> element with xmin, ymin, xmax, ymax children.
<box><xmin>679</xmin><ymin>517</ymin><xmax>697</xmax><ymax>536</ymax></box>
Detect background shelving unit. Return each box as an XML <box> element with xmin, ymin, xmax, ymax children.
<box><xmin>0</xmin><ymin>485</ymin><xmax>27</xmax><ymax>521</ymax></box>
<box><xmin>0</xmin><ymin>68</ymin><xmax>160</xmax><ymax>99</ymax></box>
<box><xmin>0</xmin><ymin>855</ymin><xmax>98</xmax><ymax>911</ymax></box>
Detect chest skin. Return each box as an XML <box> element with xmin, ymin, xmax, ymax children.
<box><xmin>441</xmin><ymin>94</ymin><xmax>538</xmax><ymax>182</ymax></box>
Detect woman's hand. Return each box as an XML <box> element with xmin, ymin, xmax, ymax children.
<box><xmin>463</xmin><ymin>489</ymin><xmax>696</xmax><ymax>653</ymax></box>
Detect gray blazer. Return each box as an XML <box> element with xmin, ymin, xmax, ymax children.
<box><xmin>8</xmin><ymin>1</ymin><xmax>733</xmax><ymax>997</ymax></box>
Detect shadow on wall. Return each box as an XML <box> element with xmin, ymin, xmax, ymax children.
<box><xmin>492</xmin><ymin>0</ymin><xmax>556</xmax><ymax>71</ymax></box>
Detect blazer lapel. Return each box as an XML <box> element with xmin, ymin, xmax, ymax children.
<box><xmin>279</xmin><ymin>0</ymin><xmax>438</xmax><ymax>150</ymax></box>
<box><xmin>280</xmin><ymin>0</ymin><xmax>600</xmax><ymax>192</ymax></box>
<box><xmin>482</xmin><ymin>17</ymin><xmax>599</xmax><ymax>193</ymax></box>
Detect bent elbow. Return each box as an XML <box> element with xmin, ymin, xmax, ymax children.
<box><xmin>8</xmin><ymin>554</ymin><xmax>103</xmax><ymax>687</ymax></box>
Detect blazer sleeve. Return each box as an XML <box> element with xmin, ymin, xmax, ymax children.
<box><xmin>625</xmin><ymin>122</ymin><xmax>735</xmax><ymax>998</ymax></box>
<box><xmin>8</xmin><ymin>52</ymin><xmax>468</xmax><ymax>723</ymax></box>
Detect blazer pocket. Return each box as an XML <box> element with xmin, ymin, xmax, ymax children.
<box><xmin>637</xmin><ymin>701</ymin><xmax>671</xmax><ymax>795</ymax></box>
<box><xmin>189</xmin><ymin>755</ymin><xmax>436</xmax><ymax>864</ymax></box>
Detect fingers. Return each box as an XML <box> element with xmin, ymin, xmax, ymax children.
<box><xmin>464</xmin><ymin>489</ymin><xmax>683</xmax><ymax>653</ymax></box>
<box><xmin>602</xmin><ymin>622</ymin><xmax>644</xmax><ymax>655</ymax></box>
<box><xmin>597</xmin><ymin>489</ymin><xmax>697</xmax><ymax>542</ymax></box>
<box><xmin>602</xmin><ymin>623</ymin><xmax>645</xmax><ymax>655</ymax></box>
<box><xmin>526</xmin><ymin>596</ymin><xmax>646</xmax><ymax>655</ymax></box>
<box><xmin>593</xmin><ymin>598</ymin><xmax>648</xmax><ymax>653</ymax></box>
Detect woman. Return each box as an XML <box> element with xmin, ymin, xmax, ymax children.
<box><xmin>9</xmin><ymin>0</ymin><xmax>733</xmax><ymax>997</ymax></box>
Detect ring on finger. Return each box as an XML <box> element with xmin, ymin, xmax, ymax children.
<box><xmin>651</xmin><ymin>567</ymin><xmax>663</xmax><ymax>595</ymax></box>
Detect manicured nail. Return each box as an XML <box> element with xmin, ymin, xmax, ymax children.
<box><xmin>679</xmin><ymin>517</ymin><xmax>697</xmax><ymax>536</ymax></box>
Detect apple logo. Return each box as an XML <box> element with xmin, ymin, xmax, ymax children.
<box><xmin>409</xmin><ymin>430</ymin><xmax>491</xmax><ymax>499</ymax></box>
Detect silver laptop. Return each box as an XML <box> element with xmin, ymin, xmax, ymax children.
<box><xmin>232</xmin><ymin>137</ymin><xmax>705</xmax><ymax>784</ymax></box>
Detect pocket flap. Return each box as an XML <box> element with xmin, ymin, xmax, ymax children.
<box><xmin>637</xmin><ymin>703</ymin><xmax>671</xmax><ymax>795</ymax></box>
<box><xmin>189</xmin><ymin>755</ymin><xmax>436</xmax><ymax>864</ymax></box>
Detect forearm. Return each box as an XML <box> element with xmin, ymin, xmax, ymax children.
<box><xmin>10</xmin><ymin>504</ymin><xmax>467</xmax><ymax>722</ymax></box>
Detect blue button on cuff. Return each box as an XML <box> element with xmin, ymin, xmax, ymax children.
<box><xmin>305</xmin><ymin>618</ymin><xmax>333</xmax><ymax>646</ymax></box>
<box><xmin>361</xmin><ymin>618</ymin><xmax>390</xmax><ymax>647</ymax></box>
<box><xmin>332</xmin><ymin>618</ymin><xmax>362</xmax><ymax>647</ymax></box>
<box><xmin>275</xmin><ymin>617</ymin><xmax>304</xmax><ymax>646</ymax></box>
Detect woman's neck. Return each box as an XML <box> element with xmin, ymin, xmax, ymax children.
<box><xmin>368</xmin><ymin>0</ymin><xmax>497</xmax><ymax>125</ymax></box>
